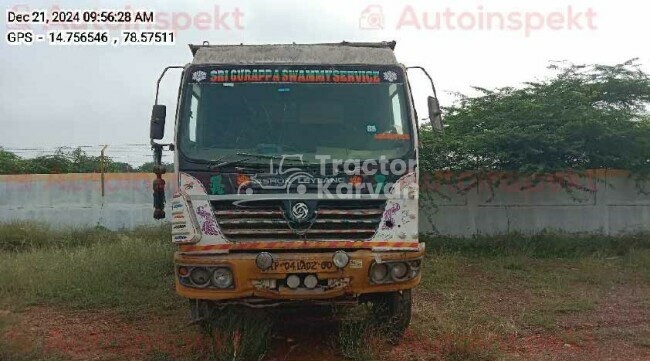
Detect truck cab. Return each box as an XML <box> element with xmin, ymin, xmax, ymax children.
<box><xmin>149</xmin><ymin>41</ymin><xmax>441</xmax><ymax>337</ymax></box>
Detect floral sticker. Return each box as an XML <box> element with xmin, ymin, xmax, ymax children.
<box><xmin>382</xmin><ymin>203</ymin><xmax>401</xmax><ymax>230</ymax></box>
<box><xmin>383</xmin><ymin>71</ymin><xmax>398</xmax><ymax>82</ymax></box>
<box><xmin>196</xmin><ymin>205</ymin><xmax>220</xmax><ymax>236</ymax></box>
<box><xmin>192</xmin><ymin>70</ymin><xmax>207</xmax><ymax>82</ymax></box>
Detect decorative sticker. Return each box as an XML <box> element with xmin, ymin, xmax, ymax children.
<box><xmin>174</xmin><ymin>235</ymin><xmax>191</xmax><ymax>242</ymax></box>
<box><xmin>374</xmin><ymin>174</ymin><xmax>386</xmax><ymax>190</ymax></box>
<box><xmin>382</xmin><ymin>203</ymin><xmax>401</xmax><ymax>230</ymax></box>
<box><xmin>196</xmin><ymin>205</ymin><xmax>221</xmax><ymax>236</ymax></box>
<box><xmin>374</xmin><ymin>133</ymin><xmax>411</xmax><ymax>140</ymax></box>
<box><xmin>209</xmin><ymin>175</ymin><xmax>226</xmax><ymax>195</ymax></box>
<box><xmin>369</xmin><ymin>172</ymin><xmax>419</xmax><ymax>244</ymax></box>
<box><xmin>188</xmin><ymin>65</ymin><xmax>405</xmax><ymax>84</ymax></box>
<box><xmin>192</xmin><ymin>70</ymin><xmax>207</xmax><ymax>83</ymax></box>
<box><xmin>179</xmin><ymin>172</ymin><xmax>229</xmax><ymax>246</ymax></box>
<box><xmin>383</xmin><ymin>71</ymin><xmax>398</xmax><ymax>82</ymax></box>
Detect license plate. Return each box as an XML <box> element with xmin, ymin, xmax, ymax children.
<box><xmin>264</xmin><ymin>259</ymin><xmax>336</xmax><ymax>273</ymax></box>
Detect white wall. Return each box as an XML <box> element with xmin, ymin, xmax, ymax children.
<box><xmin>1</xmin><ymin>171</ymin><xmax>648</xmax><ymax>235</ymax></box>
<box><xmin>0</xmin><ymin>173</ymin><xmax>175</xmax><ymax>229</ymax></box>
<box><xmin>418</xmin><ymin>170</ymin><xmax>650</xmax><ymax>236</ymax></box>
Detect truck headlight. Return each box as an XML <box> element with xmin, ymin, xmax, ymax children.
<box><xmin>212</xmin><ymin>267</ymin><xmax>233</xmax><ymax>289</ymax></box>
<box><xmin>370</xmin><ymin>263</ymin><xmax>388</xmax><ymax>283</ymax></box>
<box><xmin>256</xmin><ymin>252</ymin><xmax>274</xmax><ymax>271</ymax></box>
<box><xmin>332</xmin><ymin>250</ymin><xmax>350</xmax><ymax>268</ymax></box>
<box><xmin>286</xmin><ymin>274</ymin><xmax>301</xmax><ymax>289</ymax></box>
<box><xmin>304</xmin><ymin>274</ymin><xmax>318</xmax><ymax>289</ymax></box>
<box><xmin>189</xmin><ymin>267</ymin><xmax>211</xmax><ymax>288</ymax></box>
<box><xmin>390</xmin><ymin>262</ymin><xmax>408</xmax><ymax>280</ymax></box>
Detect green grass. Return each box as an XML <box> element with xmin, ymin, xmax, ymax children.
<box><xmin>413</xmin><ymin>248</ymin><xmax>650</xmax><ymax>342</ymax></box>
<box><xmin>0</xmin><ymin>340</ymin><xmax>66</xmax><ymax>361</ymax></box>
<box><xmin>1</xmin><ymin>223</ymin><xmax>649</xmax><ymax>360</ymax></box>
<box><xmin>0</xmin><ymin>223</ymin><xmax>179</xmax><ymax>314</ymax></box>
<box><xmin>0</xmin><ymin>312</ymin><xmax>66</xmax><ymax>361</ymax></box>
<box><xmin>440</xmin><ymin>335</ymin><xmax>501</xmax><ymax>361</ymax></box>
<box><xmin>0</xmin><ymin>221</ymin><xmax>171</xmax><ymax>252</ymax></box>
<box><xmin>335</xmin><ymin>304</ymin><xmax>382</xmax><ymax>361</ymax></box>
<box><xmin>421</xmin><ymin>232</ymin><xmax>650</xmax><ymax>258</ymax></box>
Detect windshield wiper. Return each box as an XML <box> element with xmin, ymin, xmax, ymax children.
<box><xmin>236</xmin><ymin>152</ymin><xmax>283</xmax><ymax>160</ymax></box>
<box><xmin>236</xmin><ymin>152</ymin><xmax>320</xmax><ymax>166</ymax></box>
<box><xmin>209</xmin><ymin>155</ymin><xmax>256</xmax><ymax>170</ymax></box>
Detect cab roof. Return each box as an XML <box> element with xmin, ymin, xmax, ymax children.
<box><xmin>189</xmin><ymin>41</ymin><xmax>399</xmax><ymax>66</ymax></box>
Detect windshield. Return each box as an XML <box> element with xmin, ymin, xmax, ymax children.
<box><xmin>178</xmin><ymin>68</ymin><xmax>413</xmax><ymax>164</ymax></box>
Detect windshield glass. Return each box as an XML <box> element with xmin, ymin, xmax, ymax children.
<box><xmin>178</xmin><ymin>68</ymin><xmax>413</xmax><ymax>164</ymax></box>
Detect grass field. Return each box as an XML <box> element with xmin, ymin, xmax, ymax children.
<box><xmin>0</xmin><ymin>222</ymin><xmax>648</xmax><ymax>361</ymax></box>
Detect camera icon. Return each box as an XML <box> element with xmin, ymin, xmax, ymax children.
<box><xmin>359</xmin><ymin>5</ymin><xmax>385</xmax><ymax>30</ymax></box>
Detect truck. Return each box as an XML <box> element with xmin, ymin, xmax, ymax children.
<box><xmin>149</xmin><ymin>41</ymin><xmax>442</xmax><ymax>338</ymax></box>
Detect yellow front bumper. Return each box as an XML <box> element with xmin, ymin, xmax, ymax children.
<box><xmin>174</xmin><ymin>246</ymin><xmax>424</xmax><ymax>301</ymax></box>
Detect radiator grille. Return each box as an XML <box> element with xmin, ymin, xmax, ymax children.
<box><xmin>211</xmin><ymin>199</ymin><xmax>385</xmax><ymax>241</ymax></box>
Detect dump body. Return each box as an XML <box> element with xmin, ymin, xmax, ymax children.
<box><xmin>168</xmin><ymin>42</ymin><xmax>423</xmax><ymax>304</ymax></box>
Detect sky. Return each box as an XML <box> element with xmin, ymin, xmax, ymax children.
<box><xmin>1</xmin><ymin>0</ymin><xmax>649</xmax><ymax>165</ymax></box>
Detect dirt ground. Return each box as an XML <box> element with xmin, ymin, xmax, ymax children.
<box><xmin>2</xmin><ymin>286</ymin><xmax>648</xmax><ymax>361</ymax></box>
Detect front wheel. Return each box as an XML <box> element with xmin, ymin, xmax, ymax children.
<box><xmin>365</xmin><ymin>290</ymin><xmax>412</xmax><ymax>343</ymax></box>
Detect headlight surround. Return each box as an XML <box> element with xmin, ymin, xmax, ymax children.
<box><xmin>408</xmin><ymin>260</ymin><xmax>421</xmax><ymax>272</ymax></box>
<box><xmin>179</xmin><ymin>265</ymin><xmax>235</xmax><ymax>289</ymax></box>
<box><xmin>369</xmin><ymin>259</ymin><xmax>422</xmax><ymax>284</ymax></box>
<box><xmin>212</xmin><ymin>267</ymin><xmax>234</xmax><ymax>289</ymax></box>
<box><xmin>332</xmin><ymin>250</ymin><xmax>350</xmax><ymax>269</ymax></box>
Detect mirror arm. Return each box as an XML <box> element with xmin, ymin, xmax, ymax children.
<box><xmin>406</xmin><ymin>66</ymin><xmax>438</xmax><ymax>98</ymax></box>
<box><xmin>151</xmin><ymin>65</ymin><xmax>184</xmax><ymax>146</ymax></box>
<box><xmin>151</xmin><ymin>66</ymin><xmax>184</xmax><ymax>148</ymax></box>
<box><xmin>155</xmin><ymin>65</ymin><xmax>185</xmax><ymax>105</ymax></box>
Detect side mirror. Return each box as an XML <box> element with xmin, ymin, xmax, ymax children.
<box><xmin>150</xmin><ymin>105</ymin><xmax>167</xmax><ymax>140</ymax></box>
<box><xmin>427</xmin><ymin>96</ymin><xmax>444</xmax><ymax>131</ymax></box>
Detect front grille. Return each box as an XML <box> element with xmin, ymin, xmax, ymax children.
<box><xmin>211</xmin><ymin>199</ymin><xmax>386</xmax><ymax>241</ymax></box>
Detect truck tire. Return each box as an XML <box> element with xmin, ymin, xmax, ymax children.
<box><xmin>367</xmin><ymin>289</ymin><xmax>412</xmax><ymax>343</ymax></box>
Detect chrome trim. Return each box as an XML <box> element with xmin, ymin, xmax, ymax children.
<box><xmin>189</xmin><ymin>194</ymin><xmax>389</xmax><ymax>201</ymax></box>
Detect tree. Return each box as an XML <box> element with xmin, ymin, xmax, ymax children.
<box><xmin>420</xmin><ymin>60</ymin><xmax>650</xmax><ymax>176</ymax></box>
<box><xmin>136</xmin><ymin>161</ymin><xmax>174</xmax><ymax>173</ymax></box>
<box><xmin>0</xmin><ymin>147</ymin><xmax>24</xmax><ymax>174</ymax></box>
<box><xmin>0</xmin><ymin>147</ymin><xmax>135</xmax><ymax>175</ymax></box>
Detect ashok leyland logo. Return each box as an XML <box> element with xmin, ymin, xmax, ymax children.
<box><xmin>290</xmin><ymin>202</ymin><xmax>310</xmax><ymax>222</ymax></box>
